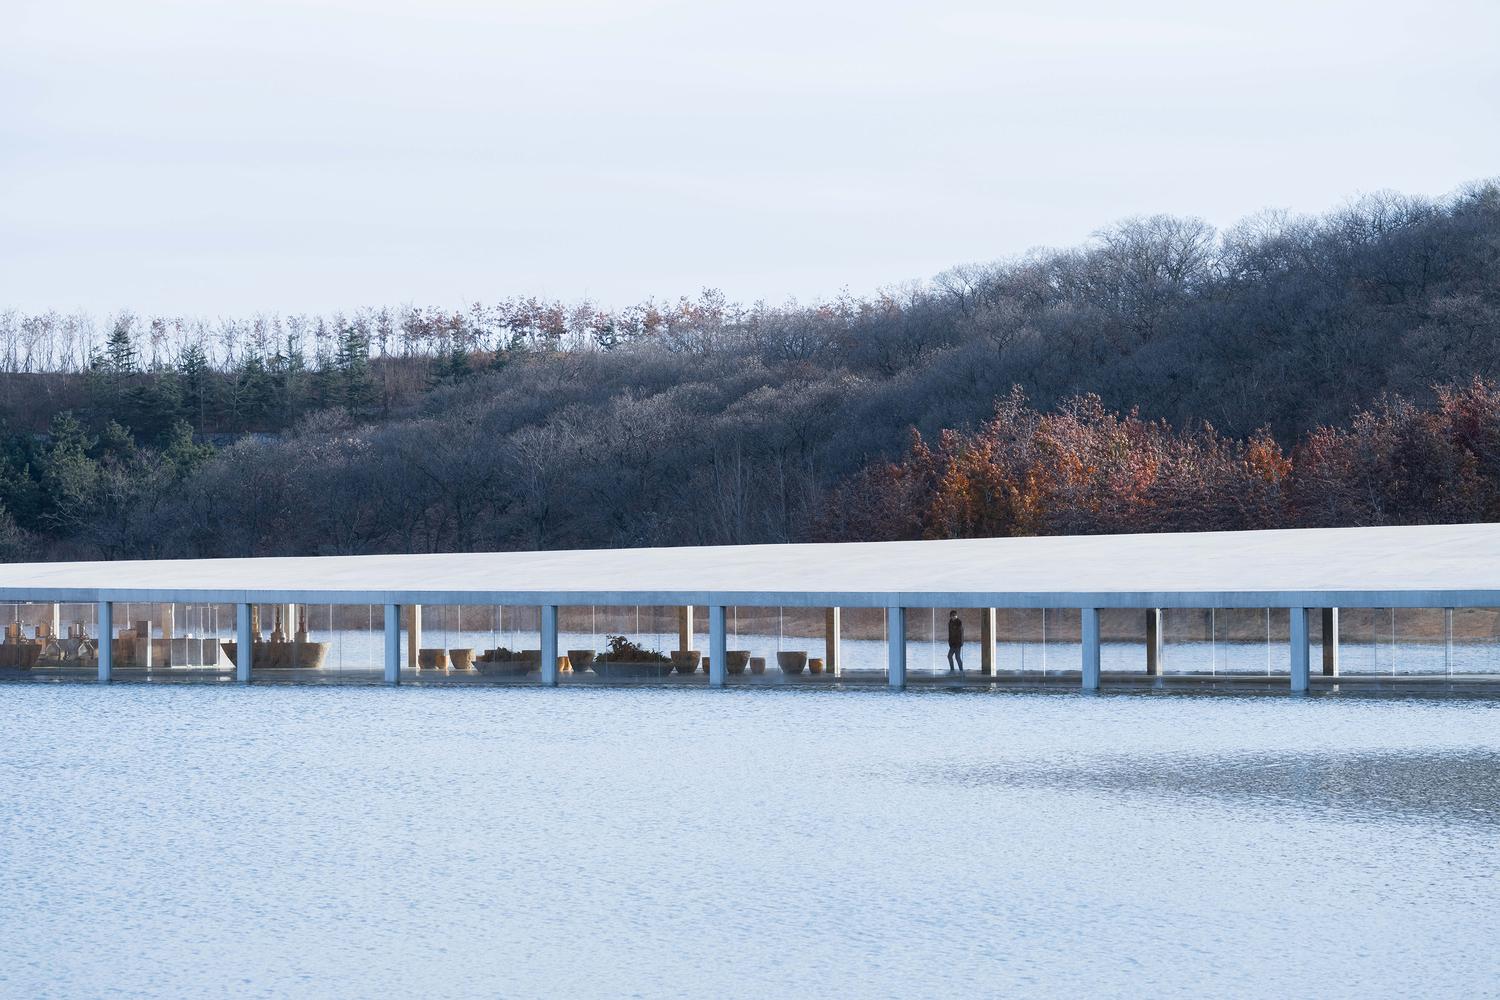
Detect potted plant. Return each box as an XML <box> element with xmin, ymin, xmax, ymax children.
<box><xmin>476</xmin><ymin>646</ymin><xmax>530</xmax><ymax>676</ymax></box>
<box><xmin>594</xmin><ymin>635</ymin><xmax>674</xmax><ymax>678</ymax></box>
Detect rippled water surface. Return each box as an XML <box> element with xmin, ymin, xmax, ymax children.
<box><xmin>3</xmin><ymin>686</ymin><xmax>1499</xmax><ymax>998</ymax></box>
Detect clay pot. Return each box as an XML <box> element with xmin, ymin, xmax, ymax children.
<box><xmin>567</xmin><ymin>650</ymin><xmax>596</xmax><ymax>674</ymax></box>
<box><xmin>725</xmin><ymin>650</ymin><xmax>751</xmax><ymax>675</ymax></box>
<box><xmin>749</xmin><ymin>656</ymin><xmax>766</xmax><ymax>675</ymax></box>
<box><xmin>776</xmin><ymin>651</ymin><xmax>808</xmax><ymax>675</ymax></box>
<box><xmin>670</xmin><ymin>650</ymin><xmax>702</xmax><ymax>674</ymax></box>
<box><xmin>449</xmin><ymin>648</ymin><xmax>476</xmax><ymax>671</ymax></box>
<box><xmin>418</xmin><ymin>648</ymin><xmax>448</xmax><ymax>670</ymax></box>
<box><xmin>809</xmin><ymin>657</ymin><xmax>825</xmax><ymax>675</ymax></box>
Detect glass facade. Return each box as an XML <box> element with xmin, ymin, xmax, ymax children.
<box><xmin>3</xmin><ymin>598</ymin><xmax>1498</xmax><ymax>690</ymax></box>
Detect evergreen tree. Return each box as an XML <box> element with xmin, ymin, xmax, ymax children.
<box><xmin>308</xmin><ymin>349</ymin><xmax>335</xmax><ymax>412</ymax></box>
<box><xmin>177</xmin><ymin>342</ymin><xmax>214</xmax><ymax>432</ymax></box>
<box><xmin>105</xmin><ymin>322</ymin><xmax>138</xmax><ymax>375</ymax></box>
<box><xmin>125</xmin><ymin>365</ymin><xmax>185</xmax><ymax>444</ymax></box>
<box><xmin>281</xmin><ymin>334</ymin><xmax>308</xmax><ymax>426</ymax></box>
<box><xmin>429</xmin><ymin>341</ymin><xmax>473</xmax><ymax>389</ymax></box>
<box><xmin>161</xmin><ymin>419</ymin><xmax>215</xmax><ymax>478</ymax></box>
<box><xmin>37</xmin><ymin>411</ymin><xmax>101</xmax><ymax>536</ymax></box>
<box><xmin>229</xmin><ymin>352</ymin><xmax>273</xmax><ymax>429</ymax></box>
<box><xmin>334</xmin><ymin>325</ymin><xmax>375</xmax><ymax>413</ymax></box>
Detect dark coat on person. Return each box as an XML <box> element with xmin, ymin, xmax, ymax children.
<box><xmin>948</xmin><ymin>616</ymin><xmax>964</xmax><ymax>648</ymax></box>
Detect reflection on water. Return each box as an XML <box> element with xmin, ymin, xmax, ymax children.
<box><xmin>3</xmin><ymin>686</ymin><xmax>1499</xmax><ymax>998</ymax></box>
<box><xmin>937</xmin><ymin>750</ymin><xmax>1500</xmax><ymax>828</ymax></box>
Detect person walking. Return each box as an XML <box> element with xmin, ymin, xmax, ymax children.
<box><xmin>947</xmin><ymin>610</ymin><xmax>965</xmax><ymax>673</ymax></box>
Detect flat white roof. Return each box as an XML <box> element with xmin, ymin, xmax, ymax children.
<box><xmin>0</xmin><ymin>523</ymin><xmax>1497</xmax><ymax>609</ymax></box>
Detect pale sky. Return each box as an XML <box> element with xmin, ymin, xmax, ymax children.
<box><xmin>3</xmin><ymin>0</ymin><xmax>1497</xmax><ymax>315</ymax></box>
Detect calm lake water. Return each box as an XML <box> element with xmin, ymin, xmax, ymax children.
<box><xmin>3</xmin><ymin>685</ymin><xmax>1498</xmax><ymax>998</ymax></box>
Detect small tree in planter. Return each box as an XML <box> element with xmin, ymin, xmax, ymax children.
<box><xmin>596</xmin><ymin>634</ymin><xmax>673</xmax><ymax>677</ymax></box>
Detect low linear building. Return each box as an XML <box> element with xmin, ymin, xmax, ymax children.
<box><xmin>1</xmin><ymin>522</ymin><xmax>1498</xmax><ymax>692</ymax></box>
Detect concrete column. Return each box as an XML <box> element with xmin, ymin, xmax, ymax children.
<box><xmin>1146</xmin><ymin>608</ymin><xmax>1163</xmax><ymax>676</ymax></box>
<box><xmin>708</xmin><ymin>605</ymin><xmax>727</xmax><ymax>688</ymax></box>
<box><xmin>1444</xmin><ymin>608</ymin><xmax>1454</xmax><ymax>674</ymax></box>
<box><xmin>541</xmin><ymin>605</ymin><xmax>559</xmax><ymax>686</ymax></box>
<box><xmin>49</xmin><ymin>602</ymin><xmax>61</xmax><ymax>640</ymax></box>
<box><xmin>887</xmin><ymin>606</ymin><xmax>906</xmax><ymax>689</ymax></box>
<box><xmin>979</xmin><ymin>608</ymin><xmax>997</xmax><ymax>675</ymax></box>
<box><xmin>235</xmin><ymin>602</ymin><xmax>252</xmax><ymax>684</ymax></box>
<box><xmin>406</xmin><ymin>603</ymin><xmax>421</xmax><ymax>672</ymax></box>
<box><xmin>98</xmin><ymin>601</ymin><xmax>113</xmax><ymax>683</ymax></box>
<box><xmin>824</xmin><ymin>607</ymin><xmax>842</xmax><ymax>678</ymax></box>
<box><xmin>1320</xmin><ymin>608</ymin><xmax>1339</xmax><ymax>676</ymax></box>
<box><xmin>1081</xmin><ymin>608</ymin><xmax>1101</xmax><ymax>691</ymax></box>
<box><xmin>1290</xmin><ymin>607</ymin><xmax>1310</xmax><ymax>693</ymax></box>
<box><xmin>383</xmin><ymin>604</ymin><xmax>400</xmax><ymax>685</ymax></box>
<box><xmin>677</xmin><ymin>606</ymin><xmax>695</xmax><ymax>653</ymax></box>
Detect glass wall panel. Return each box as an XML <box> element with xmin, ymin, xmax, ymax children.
<box><xmin>903</xmin><ymin>608</ymin><xmax>987</xmax><ymax>680</ymax></box>
<box><xmin>833</xmin><ymin>608</ymin><xmax>886</xmax><ymax>682</ymax></box>
<box><xmin>409</xmin><ymin>604</ymin><xmax>543</xmax><ymax>684</ymax></box>
<box><xmin>1390</xmin><ymin>608</ymin><xmax>1447</xmax><ymax>676</ymax></box>
<box><xmin>1449</xmin><ymin>608</ymin><xmax>1500</xmax><ymax>676</ymax></box>
<box><xmin>0</xmin><ymin>601</ymin><xmax>99</xmax><ymax>681</ymax></box>
<box><xmin>994</xmin><ymin>608</ymin><xmax>1044</xmax><ymax>677</ymax></box>
<box><xmin>1336</xmin><ymin>608</ymin><xmax>1392</xmax><ymax>676</ymax></box>
<box><xmin>1099</xmin><ymin>608</ymin><xmax>1147</xmax><ymax>676</ymax></box>
<box><xmin>558</xmin><ymin>605</ymin><xmax>678</xmax><ymax>685</ymax></box>
<box><xmin>1161</xmin><ymin>608</ymin><xmax>1213</xmax><ymax>675</ymax></box>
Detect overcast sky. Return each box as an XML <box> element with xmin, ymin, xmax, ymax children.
<box><xmin>3</xmin><ymin>0</ymin><xmax>1497</xmax><ymax>315</ymax></box>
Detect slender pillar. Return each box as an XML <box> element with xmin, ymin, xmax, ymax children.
<box><xmin>541</xmin><ymin>605</ymin><xmax>559</xmax><ymax>686</ymax></box>
<box><xmin>1081</xmin><ymin>608</ymin><xmax>1101</xmax><ymax>691</ymax></box>
<box><xmin>235</xmin><ymin>602</ymin><xmax>252</xmax><ymax>683</ymax></box>
<box><xmin>1290</xmin><ymin>607</ymin><xmax>1310</xmax><ymax>692</ymax></box>
<box><xmin>824</xmin><ymin>607</ymin><xmax>841</xmax><ymax>677</ymax></box>
<box><xmin>49</xmin><ymin>602</ymin><xmax>61</xmax><ymax>640</ymax></box>
<box><xmin>160</xmin><ymin>602</ymin><xmax>174</xmax><ymax>668</ymax></box>
<box><xmin>406</xmin><ymin>603</ymin><xmax>421</xmax><ymax>672</ymax></box>
<box><xmin>1146</xmin><ymin>608</ymin><xmax>1163</xmax><ymax>676</ymax></box>
<box><xmin>383</xmin><ymin>604</ymin><xmax>400</xmax><ymax>685</ymax></box>
<box><xmin>887</xmin><ymin>606</ymin><xmax>906</xmax><ymax>689</ymax></box>
<box><xmin>677</xmin><ymin>605</ymin><xmax>694</xmax><ymax>653</ymax></box>
<box><xmin>97</xmin><ymin>601</ymin><xmax>113</xmax><ymax>683</ymax></box>
<box><xmin>1320</xmin><ymin>608</ymin><xmax>1339</xmax><ymax>676</ymax></box>
<box><xmin>708</xmin><ymin>605</ymin><xmax>727</xmax><ymax>688</ymax></box>
<box><xmin>1444</xmin><ymin>607</ymin><xmax>1454</xmax><ymax>675</ymax></box>
<box><xmin>979</xmin><ymin>608</ymin><xmax>996</xmax><ymax>675</ymax></box>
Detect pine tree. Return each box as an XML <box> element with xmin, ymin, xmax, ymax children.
<box><xmin>230</xmin><ymin>352</ymin><xmax>272</xmax><ymax>429</ymax></box>
<box><xmin>105</xmin><ymin>323</ymin><xmax>138</xmax><ymax>375</ymax></box>
<box><xmin>334</xmin><ymin>325</ymin><xmax>375</xmax><ymax>413</ymax></box>
<box><xmin>177</xmin><ymin>342</ymin><xmax>214</xmax><ymax>432</ymax></box>
<box><xmin>429</xmin><ymin>341</ymin><xmax>473</xmax><ymax>389</ymax></box>
<box><xmin>38</xmin><ymin>411</ymin><xmax>101</xmax><ymax>536</ymax></box>
<box><xmin>281</xmin><ymin>334</ymin><xmax>308</xmax><ymax>426</ymax></box>
<box><xmin>161</xmin><ymin>419</ymin><xmax>215</xmax><ymax>478</ymax></box>
<box><xmin>125</xmin><ymin>366</ymin><xmax>185</xmax><ymax>445</ymax></box>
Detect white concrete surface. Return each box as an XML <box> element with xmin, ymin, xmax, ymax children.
<box><xmin>3</xmin><ymin>523</ymin><xmax>1498</xmax><ymax>610</ymax></box>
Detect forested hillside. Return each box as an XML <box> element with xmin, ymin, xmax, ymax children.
<box><xmin>2</xmin><ymin>181</ymin><xmax>1498</xmax><ymax>560</ymax></box>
